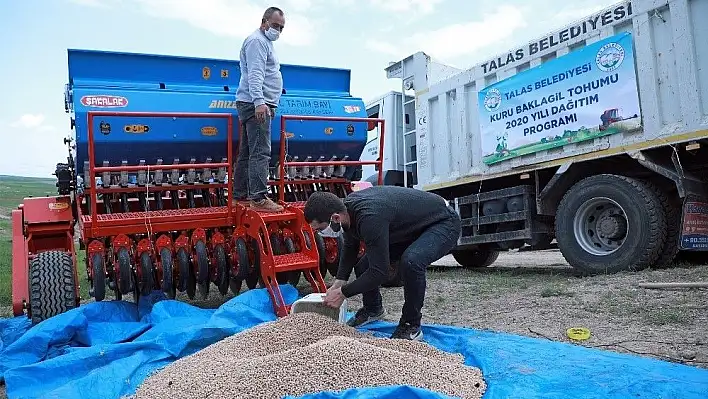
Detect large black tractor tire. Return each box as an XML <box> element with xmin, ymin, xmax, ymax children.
<box><xmin>28</xmin><ymin>250</ymin><xmax>78</xmax><ymax>325</ymax></box>
<box><xmin>642</xmin><ymin>180</ymin><xmax>681</xmax><ymax>269</ymax></box>
<box><xmin>555</xmin><ymin>174</ymin><xmax>667</xmax><ymax>275</ymax></box>
<box><xmin>451</xmin><ymin>247</ymin><xmax>500</xmax><ymax>269</ymax></box>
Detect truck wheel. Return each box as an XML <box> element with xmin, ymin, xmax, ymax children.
<box><xmin>451</xmin><ymin>248</ymin><xmax>499</xmax><ymax>269</ymax></box>
<box><xmin>28</xmin><ymin>250</ymin><xmax>78</xmax><ymax>325</ymax></box>
<box><xmin>642</xmin><ymin>180</ymin><xmax>681</xmax><ymax>268</ymax></box>
<box><xmin>555</xmin><ymin>174</ymin><xmax>666</xmax><ymax>274</ymax></box>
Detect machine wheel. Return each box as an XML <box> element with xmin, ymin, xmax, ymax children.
<box><xmin>451</xmin><ymin>247</ymin><xmax>500</xmax><ymax>269</ymax></box>
<box><xmin>91</xmin><ymin>253</ymin><xmax>106</xmax><ymax>301</ymax></box>
<box><xmin>555</xmin><ymin>174</ymin><xmax>666</xmax><ymax>275</ymax></box>
<box><xmin>139</xmin><ymin>252</ymin><xmax>155</xmax><ymax>296</ymax></box>
<box><xmin>643</xmin><ymin>180</ymin><xmax>681</xmax><ymax>268</ymax></box>
<box><xmin>177</xmin><ymin>248</ymin><xmax>196</xmax><ymax>299</ymax></box>
<box><xmin>195</xmin><ymin>241</ymin><xmax>210</xmax><ymax>299</ymax></box>
<box><xmin>245</xmin><ymin>239</ymin><xmax>260</xmax><ymax>290</ymax></box>
<box><xmin>160</xmin><ymin>248</ymin><xmax>176</xmax><ymax>299</ymax></box>
<box><xmin>314</xmin><ymin>233</ymin><xmax>329</xmax><ymax>279</ymax></box>
<box><xmin>283</xmin><ymin>237</ymin><xmax>301</xmax><ymax>287</ymax></box>
<box><xmin>28</xmin><ymin>250</ymin><xmax>78</xmax><ymax>325</ymax></box>
<box><xmin>233</xmin><ymin>238</ymin><xmax>251</xmax><ymax>280</ymax></box>
<box><xmin>214</xmin><ymin>245</ymin><xmax>230</xmax><ymax>295</ymax></box>
<box><xmin>117</xmin><ymin>247</ymin><xmax>133</xmax><ymax>296</ymax></box>
<box><xmin>270</xmin><ymin>234</ymin><xmax>289</xmax><ymax>285</ymax></box>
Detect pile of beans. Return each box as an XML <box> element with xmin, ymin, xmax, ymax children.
<box><xmin>130</xmin><ymin>312</ymin><xmax>486</xmax><ymax>399</ymax></box>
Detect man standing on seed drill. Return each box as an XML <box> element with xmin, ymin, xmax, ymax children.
<box><xmin>232</xmin><ymin>6</ymin><xmax>286</xmax><ymax>212</ymax></box>
<box><xmin>303</xmin><ymin>186</ymin><xmax>462</xmax><ymax>341</ymax></box>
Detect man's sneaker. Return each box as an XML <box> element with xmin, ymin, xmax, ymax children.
<box><xmin>346</xmin><ymin>307</ymin><xmax>387</xmax><ymax>328</ymax></box>
<box><xmin>390</xmin><ymin>322</ymin><xmax>423</xmax><ymax>341</ymax></box>
<box><xmin>251</xmin><ymin>198</ymin><xmax>284</xmax><ymax>212</ymax></box>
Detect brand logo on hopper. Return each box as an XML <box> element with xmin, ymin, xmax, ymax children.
<box><xmin>81</xmin><ymin>95</ymin><xmax>128</xmax><ymax>108</ymax></box>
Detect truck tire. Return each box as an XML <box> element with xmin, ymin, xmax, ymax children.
<box><xmin>451</xmin><ymin>248</ymin><xmax>499</xmax><ymax>269</ymax></box>
<box><xmin>28</xmin><ymin>250</ymin><xmax>78</xmax><ymax>325</ymax></box>
<box><xmin>642</xmin><ymin>180</ymin><xmax>681</xmax><ymax>268</ymax></box>
<box><xmin>555</xmin><ymin>174</ymin><xmax>666</xmax><ymax>274</ymax></box>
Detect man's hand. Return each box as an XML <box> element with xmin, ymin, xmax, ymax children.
<box><xmin>255</xmin><ymin>104</ymin><xmax>270</xmax><ymax>123</ymax></box>
<box><xmin>323</xmin><ymin>286</ymin><xmax>345</xmax><ymax>309</ymax></box>
<box><xmin>329</xmin><ymin>279</ymin><xmax>346</xmax><ymax>290</ymax></box>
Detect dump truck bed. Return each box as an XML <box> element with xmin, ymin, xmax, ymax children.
<box><xmin>386</xmin><ymin>0</ymin><xmax>708</xmax><ymax>192</ymax></box>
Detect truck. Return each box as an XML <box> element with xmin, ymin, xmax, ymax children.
<box><xmin>364</xmin><ymin>0</ymin><xmax>708</xmax><ymax>274</ymax></box>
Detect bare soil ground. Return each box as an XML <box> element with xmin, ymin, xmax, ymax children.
<box><xmin>2</xmin><ymin>250</ymin><xmax>707</xmax><ymax>399</ymax></box>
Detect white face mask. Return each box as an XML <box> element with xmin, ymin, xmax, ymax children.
<box><xmin>264</xmin><ymin>26</ymin><xmax>280</xmax><ymax>41</ymax></box>
<box><xmin>319</xmin><ymin>219</ymin><xmax>342</xmax><ymax>238</ymax></box>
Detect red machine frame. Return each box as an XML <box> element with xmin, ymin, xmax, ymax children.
<box><xmin>12</xmin><ymin>110</ymin><xmax>386</xmax><ymax>321</ymax></box>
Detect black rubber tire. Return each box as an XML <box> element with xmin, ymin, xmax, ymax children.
<box><xmin>451</xmin><ymin>248</ymin><xmax>500</xmax><ymax>269</ymax></box>
<box><xmin>284</xmin><ymin>237</ymin><xmax>301</xmax><ymax>287</ymax></box>
<box><xmin>194</xmin><ymin>241</ymin><xmax>210</xmax><ymax>299</ymax></box>
<box><xmin>28</xmin><ymin>250</ymin><xmax>77</xmax><ymax>325</ymax></box>
<box><xmin>245</xmin><ymin>239</ymin><xmax>260</xmax><ymax>290</ymax></box>
<box><xmin>177</xmin><ymin>248</ymin><xmax>196</xmax><ymax>299</ymax></box>
<box><xmin>642</xmin><ymin>180</ymin><xmax>681</xmax><ymax>269</ymax></box>
<box><xmin>139</xmin><ymin>252</ymin><xmax>155</xmax><ymax>296</ymax></box>
<box><xmin>234</xmin><ymin>238</ymin><xmax>251</xmax><ymax>280</ymax></box>
<box><xmin>555</xmin><ymin>174</ymin><xmax>666</xmax><ymax>275</ymax></box>
<box><xmin>214</xmin><ymin>245</ymin><xmax>229</xmax><ymax>295</ymax></box>
<box><xmin>314</xmin><ymin>233</ymin><xmax>329</xmax><ymax>279</ymax></box>
<box><xmin>117</xmin><ymin>248</ymin><xmax>133</xmax><ymax>295</ymax></box>
<box><xmin>91</xmin><ymin>253</ymin><xmax>106</xmax><ymax>301</ymax></box>
<box><xmin>270</xmin><ymin>234</ymin><xmax>289</xmax><ymax>285</ymax></box>
<box><xmin>160</xmin><ymin>248</ymin><xmax>176</xmax><ymax>299</ymax></box>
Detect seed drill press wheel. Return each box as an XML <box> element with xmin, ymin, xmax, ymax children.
<box><xmin>117</xmin><ymin>248</ymin><xmax>134</xmax><ymax>296</ymax></box>
<box><xmin>283</xmin><ymin>237</ymin><xmax>301</xmax><ymax>287</ymax></box>
<box><xmin>194</xmin><ymin>241</ymin><xmax>210</xmax><ymax>299</ymax></box>
<box><xmin>160</xmin><ymin>248</ymin><xmax>176</xmax><ymax>299</ymax></box>
<box><xmin>245</xmin><ymin>239</ymin><xmax>261</xmax><ymax>290</ymax></box>
<box><xmin>91</xmin><ymin>253</ymin><xmax>106</xmax><ymax>301</ymax></box>
<box><xmin>139</xmin><ymin>252</ymin><xmax>155</xmax><ymax>296</ymax></box>
<box><xmin>230</xmin><ymin>238</ymin><xmax>250</xmax><ymax>295</ymax></box>
<box><xmin>314</xmin><ymin>233</ymin><xmax>329</xmax><ymax>279</ymax></box>
<box><xmin>270</xmin><ymin>234</ymin><xmax>290</xmax><ymax>285</ymax></box>
<box><xmin>176</xmin><ymin>248</ymin><xmax>196</xmax><ymax>299</ymax></box>
<box><xmin>214</xmin><ymin>245</ymin><xmax>230</xmax><ymax>295</ymax></box>
<box><xmin>28</xmin><ymin>251</ymin><xmax>78</xmax><ymax>325</ymax></box>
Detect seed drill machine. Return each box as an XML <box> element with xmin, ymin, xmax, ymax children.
<box><xmin>11</xmin><ymin>49</ymin><xmax>384</xmax><ymax>324</ymax></box>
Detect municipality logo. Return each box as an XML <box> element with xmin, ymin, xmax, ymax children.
<box><xmin>595</xmin><ymin>42</ymin><xmax>625</xmax><ymax>72</ymax></box>
<box><xmin>483</xmin><ymin>88</ymin><xmax>502</xmax><ymax>112</ymax></box>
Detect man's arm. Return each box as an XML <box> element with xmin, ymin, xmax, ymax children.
<box><xmin>340</xmin><ymin>216</ymin><xmax>389</xmax><ymax>298</ymax></box>
<box><xmin>244</xmin><ymin>39</ymin><xmax>269</xmax><ymax>107</ymax></box>
<box><xmin>335</xmin><ymin>232</ymin><xmax>360</xmax><ymax>282</ymax></box>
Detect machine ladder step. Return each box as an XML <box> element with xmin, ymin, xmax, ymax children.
<box><xmin>272</xmin><ymin>252</ymin><xmax>319</xmax><ymax>272</ymax></box>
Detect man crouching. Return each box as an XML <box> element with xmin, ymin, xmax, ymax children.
<box><xmin>303</xmin><ymin>186</ymin><xmax>462</xmax><ymax>341</ymax></box>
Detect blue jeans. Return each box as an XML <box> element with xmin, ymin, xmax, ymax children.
<box><xmin>234</xmin><ymin>101</ymin><xmax>274</xmax><ymax>201</ymax></box>
<box><xmin>354</xmin><ymin>206</ymin><xmax>462</xmax><ymax>327</ymax></box>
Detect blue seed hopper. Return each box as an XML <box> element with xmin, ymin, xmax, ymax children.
<box><xmin>65</xmin><ymin>48</ymin><xmax>370</xmax><ymax>179</ymax></box>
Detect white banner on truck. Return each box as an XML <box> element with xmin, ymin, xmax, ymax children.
<box><xmin>478</xmin><ymin>31</ymin><xmax>642</xmax><ymax>166</ymax></box>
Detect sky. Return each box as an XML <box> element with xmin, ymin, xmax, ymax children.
<box><xmin>0</xmin><ymin>0</ymin><xmax>620</xmax><ymax>178</ymax></box>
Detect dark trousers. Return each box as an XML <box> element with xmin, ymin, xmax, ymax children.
<box><xmin>233</xmin><ymin>101</ymin><xmax>274</xmax><ymax>201</ymax></box>
<box><xmin>354</xmin><ymin>206</ymin><xmax>461</xmax><ymax>327</ymax></box>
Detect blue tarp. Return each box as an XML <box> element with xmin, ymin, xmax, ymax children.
<box><xmin>1</xmin><ymin>286</ymin><xmax>707</xmax><ymax>399</ymax></box>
